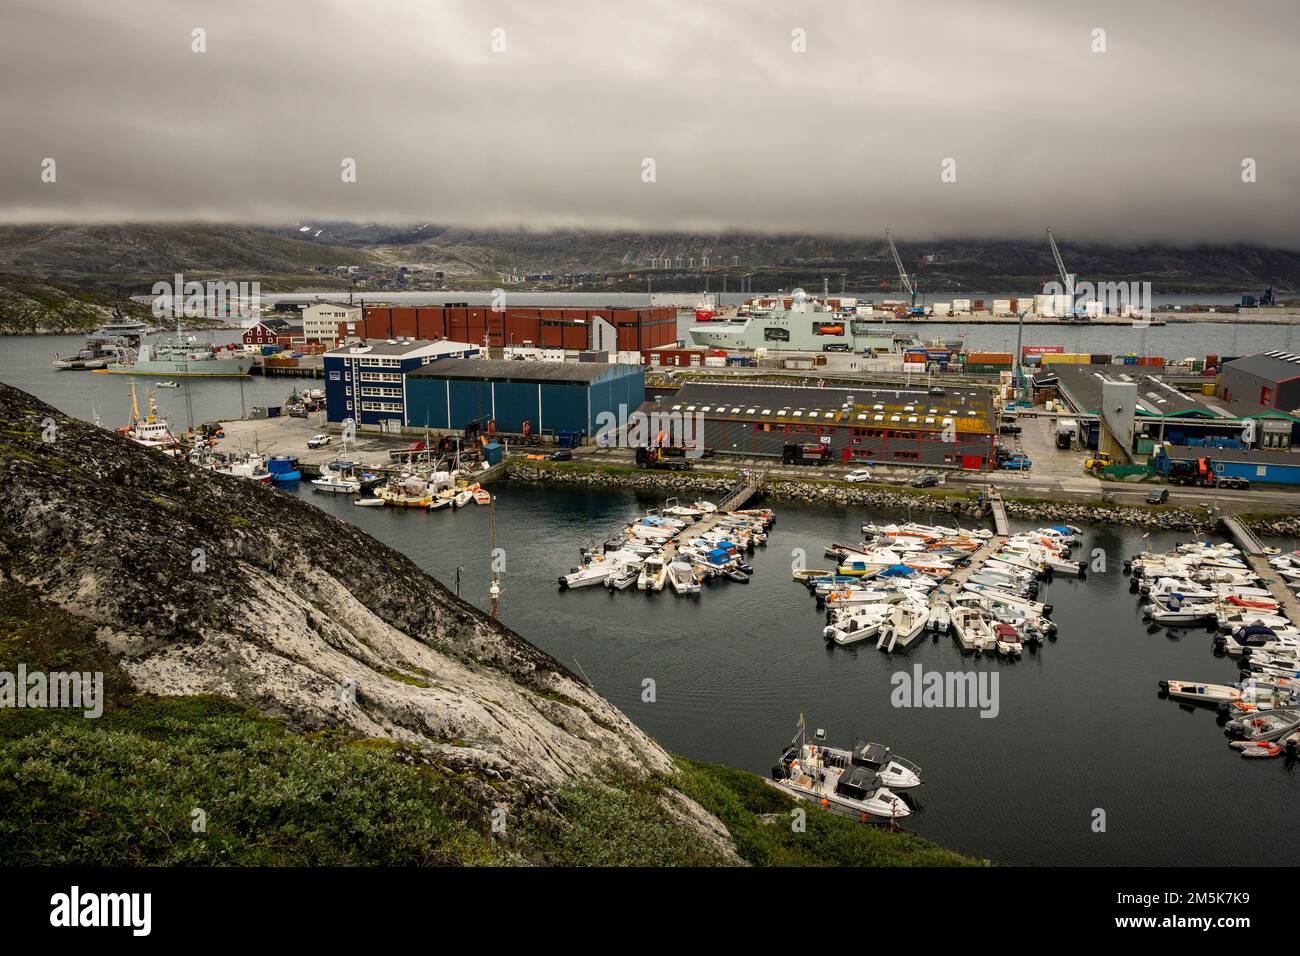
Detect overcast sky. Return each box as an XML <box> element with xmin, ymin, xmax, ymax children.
<box><xmin>2</xmin><ymin>0</ymin><xmax>1297</xmax><ymax>245</ymax></box>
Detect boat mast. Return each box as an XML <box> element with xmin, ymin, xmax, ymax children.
<box><xmin>488</xmin><ymin>496</ymin><xmax>501</xmax><ymax>618</ymax></box>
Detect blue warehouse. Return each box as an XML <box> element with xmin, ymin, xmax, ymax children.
<box><xmin>405</xmin><ymin>359</ymin><xmax>645</xmax><ymax>439</ymax></box>
<box><xmin>323</xmin><ymin>339</ymin><xmax>480</xmax><ymax>431</ymax></box>
<box><xmin>1152</xmin><ymin>444</ymin><xmax>1300</xmax><ymax>486</ymax></box>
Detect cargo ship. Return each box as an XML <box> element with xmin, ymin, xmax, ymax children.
<box><xmin>686</xmin><ymin>290</ymin><xmax>921</xmax><ymax>354</ymax></box>
<box><xmin>97</xmin><ymin>325</ymin><xmax>254</xmax><ymax>378</ymax></box>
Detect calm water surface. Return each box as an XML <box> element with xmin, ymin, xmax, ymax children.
<box><xmin>294</xmin><ymin>483</ymin><xmax>1300</xmax><ymax>866</ymax></box>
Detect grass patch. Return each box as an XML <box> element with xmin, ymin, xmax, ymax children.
<box><xmin>671</xmin><ymin>758</ymin><xmax>983</xmax><ymax>866</ymax></box>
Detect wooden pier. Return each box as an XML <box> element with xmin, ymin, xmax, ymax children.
<box><xmin>986</xmin><ymin>487</ymin><xmax>1010</xmax><ymax>537</ymax></box>
<box><xmin>1223</xmin><ymin>516</ymin><xmax>1300</xmax><ymax>623</ymax></box>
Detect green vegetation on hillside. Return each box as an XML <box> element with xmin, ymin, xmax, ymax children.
<box><xmin>0</xmin><ymin>582</ymin><xmax>977</xmax><ymax>868</ymax></box>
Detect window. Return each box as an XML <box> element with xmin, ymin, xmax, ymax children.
<box><xmin>893</xmin><ymin>450</ymin><xmax>920</xmax><ymax>461</ymax></box>
<box><xmin>764</xmin><ymin>327</ymin><xmax>791</xmax><ymax>342</ymax></box>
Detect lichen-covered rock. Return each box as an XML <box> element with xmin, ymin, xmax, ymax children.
<box><xmin>0</xmin><ymin>383</ymin><xmax>737</xmax><ymax>852</ymax></box>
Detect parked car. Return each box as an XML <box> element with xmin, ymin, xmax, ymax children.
<box><xmin>1000</xmin><ymin>455</ymin><xmax>1032</xmax><ymax>471</ymax></box>
<box><xmin>306</xmin><ymin>434</ymin><xmax>331</xmax><ymax>448</ymax></box>
<box><xmin>843</xmin><ymin>468</ymin><xmax>873</xmax><ymax>483</ymax></box>
<box><xmin>998</xmin><ymin>423</ymin><xmax>1022</xmax><ymax>435</ymax></box>
<box><xmin>911</xmin><ymin>474</ymin><xmax>939</xmax><ymax>488</ymax></box>
<box><xmin>1145</xmin><ymin>488</ymin><xmax>1169</xmax><ymax>504</ymax></box>
<box><xmin>549</xmin><ymin>449</ymin><xmax>573</xmax><ymax>461</ymax></box>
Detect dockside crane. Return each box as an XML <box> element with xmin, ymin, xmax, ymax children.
<box><xmin>885</xmin><ymin>229</ymin><xmax>923</xmax><ymax>313</ymax></box>
<box><xmin>1046</xmin><ymin>228</ymin><xmax>1083</xmax><ymax>320</ymax></box>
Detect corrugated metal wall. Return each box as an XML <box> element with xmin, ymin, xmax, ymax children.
<box><xmin>403</xmin><ymin>366</ymin><xmax>645</xmax><ymax>436</ymax></box>
<box><xmin>699</xmin><ymin>418</ymin><xmax>990</xmax><ymax>467</ymax></box>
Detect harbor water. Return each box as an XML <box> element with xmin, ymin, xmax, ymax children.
<box><xmin>294</xmin><ymin>482</ymin><xmax>1300</xmax><ymax>866</ymax></box>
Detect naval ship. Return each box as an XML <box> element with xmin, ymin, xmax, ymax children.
<box><xmin>686</xmin><ymin>290</ymin><xmax>921</xmax><ymax>354</ymax></box>
<box><xmin>98</xmin><ymin>324</ymin><xmax>254</xmax><ymax>377</ymax></box>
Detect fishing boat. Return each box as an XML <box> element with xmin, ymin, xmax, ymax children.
<box><xmin>213</xmin><ymin>453</ymin><xmax>273</xmax><ymax>484</ymax></box>
<box><xmin>156</xmin><ymin>380</ymin><xmax>179</xmax><ymax>389</ymax></box>
<box><xmin>768</xmin><ymin>723</ymin><xmax>916</xmax><ymax>821</ymax></box>
<box><xmin>312</xmin><ymin>465</ymin><xmax>362</xmax><ymax>495</ymax></box>
<box><xmin>353</xmin><ymin>497</ymin><xmax>385</xmax><ymax>507</ymax></box>
<box><xmin>266</xmin><ymin>455</ymin><xmax>301</xmax><ymax>483</ymax></box>
<box><xmin>427</xmin><ymin>495</ymin><xmax>453</xmax><ymax>511</ymax></box>
<box><xmin>115</xmin><ymin>384</ymin><xmax>177</xmax><ymax>451</ymax></box>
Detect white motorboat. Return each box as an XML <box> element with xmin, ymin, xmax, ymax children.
<box><xmin>667</xmin><ymin>559</ymin><xmax>702</xmax><ymax>595</ymax></box>
<box><xmin>453</xmin><ymin>488</ymin><xmax>475</xmax><ymax>508</ymax></box>
<box><xmin>928</xmin><ymin>601</ymin><xmax>951</xmax><ymax>632</ymax></box>
<box><xmin>1158</xmin><ymin>679</ymin><xmax>1244</xmax><ymax>704</ymax></box>
<box><xmin>1144</xmin><ymin>600</ymin><xmax>1217</xmax><ymax>625</ymax></box>
<box><xmin>606</xmin><ymin>559</ymin><xmax>643</xmax><ymax>590</ymax></box>
<box><xmin>950</xmin><ymin>607</ymin><xmax>996</xmax><ymax>651</ymax></box>
<box><xmin>824</xmin><ymin>605</ymin><xmax>890</xmax><ymax>645</ymax></box>
<box><xmin>637</xmin><ymin>556</ymin><xmax>667</xmax><ymax>591</ymax></box>
<box><xmin>770</xmin><ymin>731</ymin><xmax>916</xmax><ymax>821</ymax></box>
<box><xmin>312</xmin><ymin>469</ymin><xmax>362</xmax><ymax>494</ymax></box>
<box><xmin>876</xmin><ymin>601</ymin><xmax>929</xmax><ymax>652</ymax></box>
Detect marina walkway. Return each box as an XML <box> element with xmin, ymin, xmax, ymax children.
<box><xmin>987</xmin><ymin>487</ymin><xmax>1010</xmax><ymax>537</ymax></box>
<box><xmin>1224</xmin><ymin>516</ymin><xmax>1300</xmax><ymax>624</ymax></box>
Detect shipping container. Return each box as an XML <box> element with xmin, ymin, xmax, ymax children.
<box><xmin>967</xmin><ymin>351</ymin><xmax>1014</xmax><ymax>364</ymax></box>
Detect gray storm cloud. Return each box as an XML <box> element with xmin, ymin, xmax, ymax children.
<box><xmin>1</xmin><ymin>0</ymin><xmax>1297</xmax><ymax>244</ymax></box>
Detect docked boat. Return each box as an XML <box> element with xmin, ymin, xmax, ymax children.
<box><xmin>52</xmin><ymin>336</ymin><xmax>135</xmax><ymax>371</ymax></box>
<box><xmin>453</xmin><ymin>487</ymin><xmax>475</xmax><ymax>508</ymax></box>
<box><xmin>824</xmin><ymin>605</ymin><xmax>890</xmax><ymax>645</ymax></box>
<box><xmin>687</xmin><ymin>290</ymin><xmax>922</xmax><ymax>355</ymax></box>
<box><xmin>637</xmin><ymin>556</ymin><xmax>668</xmax><ymax>592</ymax></box>
<box><xmin>115</xmin><ymin>385</ymin><xmax>177</xmax><ymax>451</ymax></box>
<box><xmin>99</xmin><ymin>322</ymin><xmax>254</xmax><ymax>377</ymax></box>
<box><xmin>472</xmin><ymin>488</ymin><xmax>492</xmax><ymax>506</ymax></box>
<box><xmin>312</xmin><ymin>465</ymin><xmax>362</xmax><ymax>495</ymax></box>
<box><xmin>606</xmin><ymin>559</ymin><xmax>644</xmax><ymax>590</ymax></box>
<box><xmin>992</xmin><ymin>622</ymin><xmax>1022</xmax><ymax>656</ymax></box>
<box><xmin>769</xmin><ymin>724</ymin><xmax>917</xmax><ymax>821</ymax></box>
<box><xmin>667</xmin><ymin>559</ymin><xmax>703</xmax><ymax>595</ymax></box>
<box><xmin>950</xmin><ymin>607</ymin><xmax>995</xmax><ymax>652</ymax></box>
<box><xmin>876</xmin><ymin>601</ymin><xmax>929</xmax><ymax>652</ymax></box>
<box><xmin>1158</xmin><ymin>679</ymin><xmax>1243</xmax><ymax>705</ymax></box>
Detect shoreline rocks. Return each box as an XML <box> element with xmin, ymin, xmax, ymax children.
<box><xmin>504</xmin><ymin>461</ymin><xmax>1300</xmax><ymax>536</ymax></box>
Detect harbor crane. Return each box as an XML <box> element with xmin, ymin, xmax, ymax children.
<box><xmin>1046</xmin><ymin>228</ymin><xmax>1084</xmax><ymax>320</ymax></box>
<box><xmin>885</xmin><ymin>229</ymin><xmax>923</xmax><ymax>313</ymax></box>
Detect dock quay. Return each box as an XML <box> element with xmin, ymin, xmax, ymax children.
<box><xmin>657</xmin><ymin>469</ymin><xmax>768</xmax><ymax>562</ymax></box>
<box><xmin>987</xmin><ymin>487</ymin><xmax>1010</xmax><ymax>537</ymax></box>
<box><xmin>1223</xmin><ymin>515</ymin><xmax>1300</xmax><ymax>623</ymax></box>
<box><xmin>217</xmin><ymin>415</ymin><xmax>510</xmax><ymax>484</ymax></box>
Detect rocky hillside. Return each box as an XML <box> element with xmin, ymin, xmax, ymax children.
<box><xmin>0</xmin><ymin>382</ymin><xmax>977</xmax><ymax>865</ymax></box>
<box><xmin>0</xmin><ymin>274</ymin><xmax>158</xmax><ymax>334</ymax></box>
<box><xmin>0</xmin><ymin>224</ymin><xmax>374</xmax><ymax>284</ymax></box>
<box><xmin>268</xmin><ymin>223</ymin><xmax>1300</xmax><ymax>293</ymax></box>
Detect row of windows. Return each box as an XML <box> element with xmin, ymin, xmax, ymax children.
<box><xmin>361</xmin><ymin>401</ymin><xmax>403</xmax><ymax>412</ymax></box>
<box><xmin>361</xmin><ymin>386</ymin><xmax>402</xmax><ymax>398</ymax></box>
<box><xmin>360</xmin><ymin>372</ymin><xmax>402</xmax><ymax>383</ymax></box>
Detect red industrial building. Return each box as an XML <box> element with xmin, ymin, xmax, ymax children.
<box><xmin>351</xmin><ymin>305</ymin><xmax>677</xmax><ymax>352</ymax></box>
